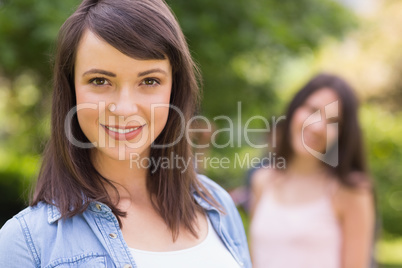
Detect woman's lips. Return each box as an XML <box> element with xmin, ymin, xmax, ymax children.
<box><xmin>101</xmin><ymin>124</ymin><xmax>145</xmax><ymax>141</ymax></box>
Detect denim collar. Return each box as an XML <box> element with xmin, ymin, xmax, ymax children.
<box><xmin>47</xmin><ymin>190</ymin><xmax>218</xmax><ymax>224</ymax></box>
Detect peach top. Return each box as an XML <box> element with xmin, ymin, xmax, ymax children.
<box><xmin>250</xmin><ymin>182</ymin><xmax>341</xmax><ymax>268</ymax></box>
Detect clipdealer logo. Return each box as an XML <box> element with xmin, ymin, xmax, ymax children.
<box><xmin>301</xmin><ymin>100</ymin><xmax>339</xmax><ymax>167</ymax></box>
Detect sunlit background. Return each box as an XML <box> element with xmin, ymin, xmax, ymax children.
<box><xmin>0</xmin><ymin>0</ymin><xmax>401</xmax><ymax>266</ymax></box>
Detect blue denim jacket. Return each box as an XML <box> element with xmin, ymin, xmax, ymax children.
<box><xmin>0</xmin><ymin>175</ymin><xmax>251</xmax><ymax>267</ymax></box>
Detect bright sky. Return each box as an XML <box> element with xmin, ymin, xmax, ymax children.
<box><xmin>333</xmin><ymin>0</ymin><xmax>379</xmax><ymax>15</ymax></box>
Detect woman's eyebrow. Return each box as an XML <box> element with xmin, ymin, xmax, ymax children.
<box><xmin>138</xmin><ymin>68</ymin><xmax>168</xmax><ymax>77</ymax></box>
<box><xmin>83</xmin><ymin>69</ymin><xmax>116</xmax><ymax>77</ymax></box>
<box><xmin>305</xmin><ymin>102</ymin><xmax>321</xmax><ymax>111</ymax></box>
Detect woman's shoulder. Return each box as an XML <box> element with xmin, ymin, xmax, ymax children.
<box><xmin>332</xmin><ymin>172</ymin><xmax>374</xmax><ymax>217</ymax></box>
<box><xmin>335</xmin><ymin>171</ymin><xmax>373</xmax><ymax>197</ymax></box>
<box><xmin>0</xmin><ymin>202</ymin><xmax>50</xmax><ymax>266</ymax></box>
<box><xmin>196</xmin><ymin>174</ymin><xmax>252</xmax><ymax>267</ymax></box>
<box><xmin>346</xmin><ymin>171</ymin><xmax>373</xmax><ymax>190</ymax></box>
<box><xmin>195</xmin><ymin>174</ymin><xmax>244</xmax><ymax>231</ymax></box>
<box><xmin>1</xmin><ymin>202</ymin><xmax>49</xmax><ymax>227</ymax></box>
<box><xmin>0</xmin><ymin>201</ymin><xmax>68</xmax><ymax>243</ymax></box>
<box><xmin>196</xmin><ymin>173</ymin><xmax>243</xmax><ymax>215</ymax></box>
<box><xmin>250</xmin><ymin>167</ymin><xmax>280</xmax><ymax>194</ymax></box>
<box><xmin>0</xmin><ymin>202</ymin><xmax>53</xmax><ymax>238</ymax></box>
<box><xmin>196</xmin><ymin>174</ymin><xmax>232</xmax><ymax>204</ymax></box>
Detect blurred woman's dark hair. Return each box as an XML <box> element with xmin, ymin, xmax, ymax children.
<box><xmin>276</xmin><ymin>73</ymin><xmax>369</xmax><ymax>188</ymax></box>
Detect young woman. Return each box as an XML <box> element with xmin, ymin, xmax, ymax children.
<box><xmin>0</xmin><ymin>0</ymin><xmax>251</xmax><ymax>267</ymax></box>
<box><xmin>250</xmin><ymin>74</ymin><xmax>375</xmax><ymax>268</ymax></box>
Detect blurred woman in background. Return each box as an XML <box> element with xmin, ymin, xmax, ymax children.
<box><xmin>250</xmin><ymin>73</ymin><xmax>376</xmax><ymax>268</ymax></box>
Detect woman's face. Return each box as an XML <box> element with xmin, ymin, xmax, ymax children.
<box><xmin>74</xmin><ymin>30</ymin><xmax>172</xmax><ymax>161</ymax></box>
<box><xmin>290</xmin><ymin>88</ymin><xmax>341</xmax><ymax>159</ymax></box>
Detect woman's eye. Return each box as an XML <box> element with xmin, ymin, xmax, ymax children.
<box><xmin>90</xmin><ymin>78</ymin><xmax>109</xmax><ymax>86</ymax></box>
<box><xmin>142</xmin><ymin>78</ymin><xmax>159</xmax><ymax>86</ymax></box>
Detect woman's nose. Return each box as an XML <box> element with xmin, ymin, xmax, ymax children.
<box><xmin>110</xmin><ymin>86</ymin><xmax>139</xmax><ymax>116</ymax></box>
<box><xmin>309</xmin><ymin>119</ymin><xmax>327</xmax><ymax>133</ymax></box>
<box><xmin>302</xmin><ymin>109</ymin><xmax>327</xmax><ymax>135</ymax></box>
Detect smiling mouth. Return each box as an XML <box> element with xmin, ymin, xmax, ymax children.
<box><xmin>101</xmin><ymin>124</ymin><xmax>145</xmax><ymax>141</ymax></box>
<box><xmin>105</xmin><ymin>125</ymin><xmax>142</xmax><ymax>134</ymax></box>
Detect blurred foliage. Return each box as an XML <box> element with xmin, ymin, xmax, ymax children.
<box><xmin>0</xmin><ymin>170</ymin><xmax>26</xmax><ymax>216</ymax></box>
<box><xmin>169</xmin><ymin>0</ymin><xmax>355</xmax><ymax>119</ymax></box>
<box><xmin>0</xmin><ymin>0</ymin><xmax>81</xmax><ymax>81</ymax></box>
<box><xmin>377</xmin><ymin>236</ymin><xmax>402</xmax><ymax>267</ymax></box>
<box><xmin>312</xmin><ymin>0</ymin><xmax>402</xmax><ymax>106</ymax></box>
<box><xmin>361</xmin><ymin>105</ymin><xmax>402</xmax><ymax>237</ymax></box>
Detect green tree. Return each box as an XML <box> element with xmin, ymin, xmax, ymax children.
<box><xmin>169</xmin><ymin>0</ymin><xmax>355</xmax><ymax>118</ymax></box>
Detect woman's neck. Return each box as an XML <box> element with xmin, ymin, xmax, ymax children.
<box><xmin>286</xmin><ymin>154</ymin><xmax>326</xmax><ymax>178</ymax></box>
<box><xmin>92</xmin><ymin>150</ymin><xmax>150</xmax><ymax>205</ymax></box>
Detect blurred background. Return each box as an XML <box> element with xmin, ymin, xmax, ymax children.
<box><xmin>0</xmin><ymin>0</ymin><xmax>401</xmax><ymax>266</ymax></box>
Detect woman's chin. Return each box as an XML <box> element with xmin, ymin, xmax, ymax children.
<box><xmin>293</xmin><ymin>143</ymin><xmax>326</xmax><ymax>160</ymax></box>
<box><xmin>93</xmin><ymin>145</ymin><xmax>150</xmax><ymax>163</ymax></box>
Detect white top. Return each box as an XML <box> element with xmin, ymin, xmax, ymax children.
<box><xmin>129</xmin><ymin>218</ymin><xmax>240</xmax><ymax>268</ymax></box>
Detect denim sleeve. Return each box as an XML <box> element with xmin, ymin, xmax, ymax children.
<box><xmin>0</xmin><ymin>217</ymin><xmax>37</xmax><ymax>267</ymax></box>
<box><xmin>221</xmin><ymin>187</ymin><xmax>252</xmax><ymax>267</ymax></box>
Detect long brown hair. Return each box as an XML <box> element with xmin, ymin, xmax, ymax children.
<box><xmin>276</xmin><ymin>73</ymin><xmax>370</xmax><ymax>188</ymax></box>
<box><xmin>32</xmin><ymin>0</ymin><xmax>220</xmax><ymax>240</ymax></box>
